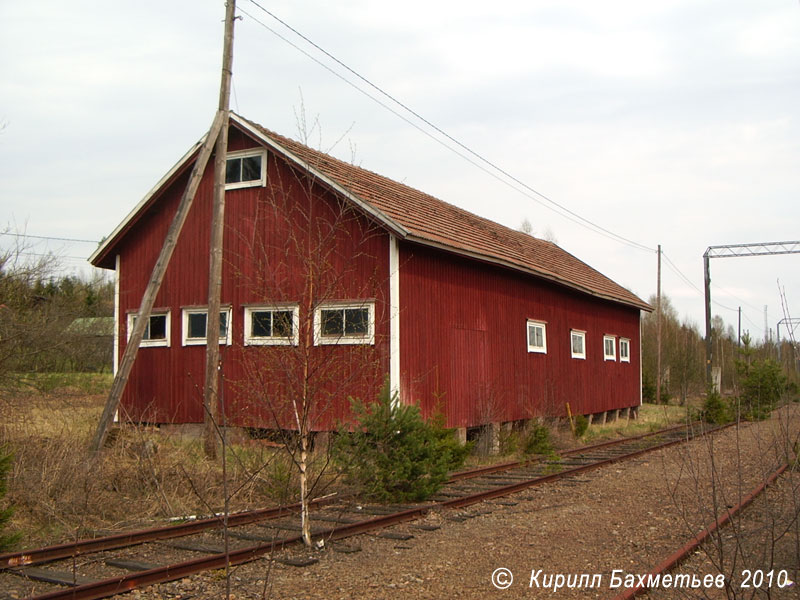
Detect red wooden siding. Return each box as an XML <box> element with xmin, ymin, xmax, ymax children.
<box><xmin>116</xmin><ymin>127</ymin><xmax>390</xmax><ymax>430</ymax></box>
<box><xmin>398</xmin><ymin>242</ymin><xmax>641</xmax><ymax>428</ymax></box>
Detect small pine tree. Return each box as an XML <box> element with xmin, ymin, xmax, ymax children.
<box><xmin>0</xmin><ymin>447</ymin><xmax>21</xmax><ymax>551</ymax></box>
<box><xmin>737</xmin><ymin>358</ymin><xmax>785</xmax><ymax>420</ymax></box>
<box><xmin>701</xmin><ymin>387</ymin><xmax>731</xmax><ymax>425</ymax></box>
<box><xmin>333</xmin><ymin>382</ymin><xmax>470</xmax><ymax>503</ymax></box>
<box><xmin>574</xmin><ymin>414</ymin><xmax>589</xmax><ymax>438</ymax></box>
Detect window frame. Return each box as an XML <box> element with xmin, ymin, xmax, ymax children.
<box><xmin>243</xmin><ymin>304</ymin><xmax>300</xmax><ymax>346</ymax></box>
<box><xmin>127</xmin><ymin>310</ymin><xmax>171</xmax><ymax>348</ymax></box>
<box><xmin>526</xmin><ymin>319</ymin><xmax>547</xmax><ymax>354</ymax></box>
<box><xmin>570</xmin><ymin>329</ymin><xmax>586</xmax><ymax>360</ymax></box>
<box><xmin>181</xmin><ymin>306</ymin><xmax>233</xmax><ymax>347</ymax></box>
<box><xmin>224</xmin><ymin>149</ymin><xmax>267</xmax><ymax>191</ymax></box>
<box><xmin>603</xmin><ymin>335</ymin><xmax>617</xmax><ymax>361</ymax></box>
<box><xmin>619</xmin><ymin>337</ymin><xmax>631</xmax><ymax>363</ymax></box>
<box><xmin>313</xmin><ymin>301</ymin><xmax>375</xmax><ymax>346</ymax></box>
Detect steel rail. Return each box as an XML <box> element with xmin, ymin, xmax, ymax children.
<box><xmin>19</xmin><ymin>421</ymin><xmax>728</xmax><ymax>600</ymax></box>
<box><xmin>610</xmin><ymin>461</ymin><xmax>790</xmax><ymax>600</ymax></box>
<box><xmin>0</xmin><ymin>494</ymin><xmax>339</xmax><ymax>569</ymax></box>
<box><xmin>447</xmin><ymin>422</ymin><xmax>689</xmax><ymax>482</ymax></box>
<box><xmin>3</xmin><ymin>422</ymin><xmax>690</xmax><ymax>571</ymax></box>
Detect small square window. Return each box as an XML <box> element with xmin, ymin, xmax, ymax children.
<box><xmin>620</xmin><ymin>338</ymin><xmax>631</xmax><ymax>363</ymax></box>
<box><xmin>314</xmin><ymin>302</ymin><xmax>375</xmax><ymax>345</ymax></box>
<box><xmin>603</xmin><ymin>335</ymin><xmax>617</xmax><ymax>361</ymax></box>
<box><xmin>128</xmin><ymin>311</ymin><xmax>170</xmax><ymax>348</ymax></box>
<box><xmin>526</xmin><ymin>320</ymin><xmax>547</xmax><ymax>354</ymax></box>
<box><xmin>182</xmin><ymin>307</ymin><xmax>232</xmax><ymax>346</ymax></box>
<box><xmin>244</xmin><ymin>305</ymin><xmax>299</xmax><ymax>346</ymax></box>
<box><xmin>225</xmin><ymin>150</ymin><xmax>266</xmax><ymax>190</ymax></box>
<box><xmin>571</xmin><ymin>330</ymin><xmax>586</xmax><ymax>359</ymax></box>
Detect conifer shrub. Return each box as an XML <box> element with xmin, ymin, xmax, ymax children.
<box><xmin>333</xmin><ymin>383</ymin><xmax>471</xmax><ymax>503</ymax></box>
<box><xmin>521</xmin><ymin>422</ymin><xmax>554</xmax><ymax>456</ymax></box>
<box><xmin>737</xmin><ymin>358</ymin><xmax>785</xmax><ymax>421</ymax></box>
<box><xmin>701</xmin><ymin>387</ymin><xmax>732</xmax><ymax>425</ymax></box>
<box><xmin>574</xmin><ymin>414</ymin><xmax>589</xmax><ymax>438</ymax></box>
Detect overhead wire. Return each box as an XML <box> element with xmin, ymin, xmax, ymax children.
<box><xmin>0</xmin><ymin>231</ymin><xmax>99</xmax><ymax>244</ymax></box>
<box><xmin>242</xmin><ymin>1</ymin><xmax>655</xmax><ymax>254</ymax></box>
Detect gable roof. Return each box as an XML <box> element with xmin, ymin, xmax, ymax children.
<box><xmin>91</xmin><ymin>113</ymin><xmax>651</xmax><ymax>312</ymax></box>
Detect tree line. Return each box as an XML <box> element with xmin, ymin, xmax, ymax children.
<box><xmin>641</xmin><ymin>294</ymin><xmax>799</xmax><ymax>405</ymax></box>
<box><xmin>0</xmin><ymin>250</ymin><xmax>114</xmax><ymax>390</ymax></box>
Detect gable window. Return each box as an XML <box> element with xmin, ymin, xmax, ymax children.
<box><xmin>619</xmin><ymin>338</ymin><xmax>631</xmax><ymax>363</ymax></box>
<box><xmin>603</xmin><ymin>335</ymin><xmax>617</xmax><ymax>361</ymax></box>
<box><xmin>225</xmin><ymin>149</ymin><xmax>266</xmax><ymax>190</ymax></box>
<box><xmin>182</xmin><ymin>307</ymin><xmax>232</xmax><ymax>346</ymax></box>
<box><xmin>314</xmin><ymin>301</ymin><xmax>375</xmax><ymax>345</ymax></box>
<box><xmin>526</xmin><ymin>320</ymin><xmax>547</xmax><ymax>354</ymax></box>
<box><xmin>570</xmin><ymin>330</ymin><xmax>586</xmax><ymax>359</ymax></box>
<box><xmin>244</xmin><ymin>305</ymin><xmax>299</xmax><ymax>346</ymax></box>
<box><xmin>128</xmin><ymin>311</ymin><xmax>170</xmax><ymax>347</ymax></box>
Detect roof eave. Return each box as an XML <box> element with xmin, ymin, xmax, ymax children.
<box><xmin>89</xmin><ymin>136</ymin><xmax>207</xmax><ymax>269</ymax></box>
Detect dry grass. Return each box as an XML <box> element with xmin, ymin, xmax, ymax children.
<box><xmin>0</xmin><ymin>376</ymin><xmax>308</xmax><ymax>549</ymax></box>
<box><xmin>579</xmin><ymin>401</ymin><xmax>694</xmax><ymax>444</ymax></box>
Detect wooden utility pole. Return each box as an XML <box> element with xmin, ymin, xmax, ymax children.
<box><xmin>91</xmin><ymin>1</ymin><xmax>237</xmax><ymax>454</ymax></box>
<box><xmin>89</xmin><ymin>114</ymin><xmax>223</xmax><ymax>453</ymax></box>
<box><xmin>203</xmin><ymin>0</ymin><xmax>237</xmax><ymax>460</ymax></box>
<box><xmin>655</xmin><ymin>244</ymin><xmax>662</xmax><ymax>405</ymax></box>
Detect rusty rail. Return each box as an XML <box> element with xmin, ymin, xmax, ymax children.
<box><xmin>610</xmin><ymin>461</ymin><xmax>790</xmax><ymax>600</ymax></box>
<box><xmin>15</xmin><ymin>421</ymin><xmax>728</xmax><ymax>600</ymax></box>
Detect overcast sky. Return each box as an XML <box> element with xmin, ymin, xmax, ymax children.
<box><xmin>1</xmin><ymin>0</ymin><xmax>799</xmax><ymax>341</ymax></box>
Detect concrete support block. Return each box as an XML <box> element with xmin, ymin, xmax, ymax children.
<box><xmin>454</xmin><ymin>427</ymin><xmax>467</xmax><ymax>445</ymax></box>
<box><xmin>487</xmin><ymin>422</ymin><xmax>500</xmax><ymax>456</ymax></box>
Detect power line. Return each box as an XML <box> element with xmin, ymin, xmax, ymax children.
<box><xmin>242</xmin><ymin>1</ymin><xmax>656</xmax><ymax>254</ymax></box>
<box><xmin>0</xmin><ymin>231</ymin><xmax>100</xmax><ymax>244</ymax></box>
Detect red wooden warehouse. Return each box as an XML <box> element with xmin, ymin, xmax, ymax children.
<box><xmin>90</xmin><ymin>114</ymin><xmax>651</xmax><ymax>435</ymax></box>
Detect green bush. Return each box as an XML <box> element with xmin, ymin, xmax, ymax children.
<box><xmin>333</xmin><ymin>382</ymin><xmax>470</xmax><ymax>503</ymax></box>
<box><xmin>521</xmin><ymin>422</ymin><xmax>554</xmax><ymax>456</ymax></box>
<box><xmin>574</xmin><ymin>414</ymin><xmax>589</xmax><ymax>438</ymax></box>
<box><xmin>0</xmin><ymin>447</ymin><xmax>21</xmax><ymax>551</ymax></box>
<box><xmin>701</xmin><ymin>387</ymin><xmax>731</xmax><ymax>425</ymax></box>
<box><xmin>737</xmin><ymin>359</ymin><xmax>786</xmax><ymax>420</ymax></box>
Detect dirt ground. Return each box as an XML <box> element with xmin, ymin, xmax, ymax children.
<box><xmin>126</xmin><ymin>405</ymin><xmax>800</xmax><ymax>600</ymax></box>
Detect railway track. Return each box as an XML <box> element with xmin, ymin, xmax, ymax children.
<box><xmin>0</xmin><ymin>420</ymin><xmax>726</xmax><ymax>599</ymax></box>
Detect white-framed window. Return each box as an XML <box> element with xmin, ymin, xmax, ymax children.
<box><xmin>314</xmin><ymin>301</ymin><xmax>375</xmax><ymax>345</ymax></box>
<box><xmin>243</xmin><ymin>305</ymin><xmax>299</xmax><ymax>346</ymax></box>
<box><xmin>225</xmin><ymin>149</ymin><xmax>266</xmax><ymax>190</ymax></box>
<box><xmin>526</xmin><ymin>320</ymin><xmax>547</xmax><ymax>354</ymax></box>
<box><xmin>127</xmin><ymin>311</ymin><xmax>170</xmax><ymax>348</ymax></box>
<box><xmin>619</xmin><ymin>338</ymin><xmax>631</xmax><ymax>363</ymax></box>
<box><xmin>182</xmin><ymin>307</ymin><xmax>232</xmax><ymax>346</ymax></box>
<box><xmin>603</xmin><ymin>335</ymin><xmax>617</xmax><ymax>361</ymax></box>
<box><xmin>570</xmin><ymin>330</ymin><xmax>586</xmax><ymax>359</ymax></box>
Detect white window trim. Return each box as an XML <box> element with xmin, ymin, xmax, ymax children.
<box><xmin>620</xmin><ymin>337</ymin><xmax>631</xmax><ymax>363</ymax></box>
<box><xmin>225</xmin><ymin>148</ymin><xmax>267</xmax><ymax>191</ymax></box>
<box><xmin>182</xmin><ymin>306</ymin><xmax>233</xmax><ymax>347</ymax></box>
<box><xmin>243</xmin><ymin>304</ymin><xmax>300</xmax><ymax>346</ymax></box>
<box><xmin>526</xmin><ymin>319</ymin><xmax>547</xmax><ymax>354</ymax></box>
<box><xmin>603</xmin><ymin>335</ymin><xmax>617</xmax><ymax>361</ymax></box>
<box><xmin>570</xmin><ymin>329</ymin><xmax>586</xmax><ymax>360</ymax></box>
<box><xmin>314</xmin><ymin>301</ymin><xmax>375</xmax><ymax>346</ymax></box>
<box><xmin>127</xmin><ymin>310</ymin><xmax>171</xmax><ymax>348</ymax></box>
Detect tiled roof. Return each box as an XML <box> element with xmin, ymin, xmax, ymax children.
<box><xmin>239</xmin><ymin>115</ymin><xmax>651</xmax><ymax>312</ymax></box>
